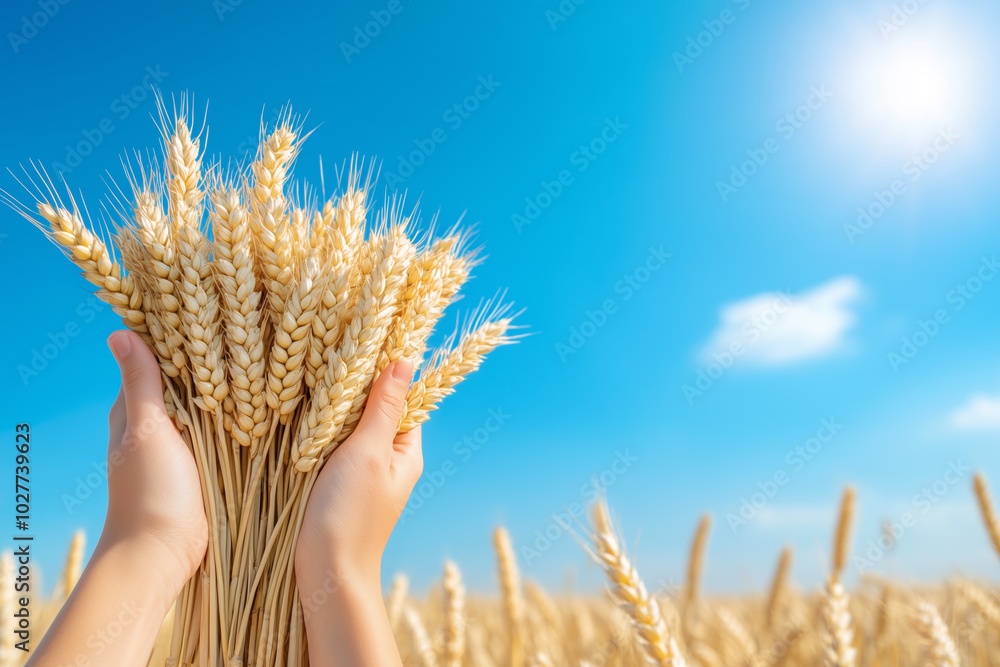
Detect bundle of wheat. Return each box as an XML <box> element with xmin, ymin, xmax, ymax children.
<box><xmin>7</xmin><ymin>100</ymin><xmax>513</xmax><ymax>666</ymax></box>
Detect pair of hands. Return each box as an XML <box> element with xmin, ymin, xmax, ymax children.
<box><xmin>30</xmin><ymin>330</ymin><xmax>421</xmax><ymax>666</ymax></box>
<box><xmin>104</xmin><ymin>329</ymin><xmax>423</xmax><ymax>589</ymax></box>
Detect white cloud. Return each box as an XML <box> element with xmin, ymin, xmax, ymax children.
<box><xmin>950</xmin><ymin>393</ymin><xmax>1000</xmax><ymax>431</ymax></box>
<box><xmin>700</xmin><ymin>276</ymin><xmax>862</xmax><ymax>367</ymax></box>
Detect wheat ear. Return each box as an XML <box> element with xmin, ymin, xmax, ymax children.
<box><xmin>38</xmin><ymin>204</ymin><xmax>146</xmax><ymax>333</ymax></box>
<box><xmin>292</xmin><ymin>226</ymin><xmax>411</xmax><ymax>471</ymax></box>
<box><xmin>117</xmin><ymin>223</ymin><xmax>180</xmax><ymax>380</ymax></box>
<box><xmin>386</xmin><ymin>573</ymin><xmax>409</xmax><ymax>631</ymax></box>
<box><xmin>133</xmin><ymin>191</ymin><xmax>187</xmax><ymax>378</ymax></box>
<box><xmin>61</xmin><ymin>529</ymin><xmax>85</xmax><ymax>600</ymax></box>
<box><xmin>822</xmin><ymin>487</ymin><xmax>858</xmax><ymax>667</ymax></box>
<box><xmin>956</xmin><ymin>580</ymin><xmax>1000</xmax><ymax>631</ymax></box>
<box><xmin>400</xmin><ymin>314</ymin><xmax>514</xmax><ymax>432</ymax></box>
<box><xmin>405</xmin><ymin>604</ymin><xmax>439</xmax><ymax>667</ymax></box>
<box><xmin>175</xmin><ymin>211</ymin><xmax>228</xmax><ymax>411</ymax></box>
<box><xmin>265</xmin><ymin>253</ymin><xmax>324</xmax><ymax>418</ymax></box>
<box><xmin>683</xmin><ymin>514</ymin><xmax>712</xmax><ymax>613</ymax></box>
<box><xmin>494</xmin><ymin>526</ymin><xmax>525</xmax><ymax>667</ymax></box>
<box><xmin>209</xmin><ymin>185</ymin><xmax>267</xmax><ymax>445</ymax></box>
<box><xmin>443</xmin><ymin>559</ymin><xmax>467</xmax><ymax>667</ymax></box>
<box><xmin>166</xmin><ymin>119</ymin><xmax>228</xmax><ymax>412</ymax></box>
<box><xmin>765</xmin><ymin>546</ymin><xmax>793</xmax><ymax>632</ymax></box>
<box><xmin>249</xmin><ymin>125</ymin><xmax>298</xmax><ymax>322</ymax></box>
<box><xmin>832</xmin><ymin>486</ymin><xmax>856</xmax><ymax>584</ymax></box>
<box><xmin>305</xmin><ymin>189</ymin><xmax>364</xmax><ymax>389</ymax></box>
<box><xmin>913</xmin><ymin>601</ymin><xmax>959</xmax><ymax>667</ymax></box>
<box><xmin>589</xmin><ymin>500</ymin><xmax>687</xmax><ymax>667</ymax></box>
<box><xmin>973</xmin><ymin>472</ymin><xmax>1000</xmax><ymax>559</ymax></box>
<box><xmin>821</xmin><ymin>580</ymin><xmax>857</xmax><ymax>667</ymax></box>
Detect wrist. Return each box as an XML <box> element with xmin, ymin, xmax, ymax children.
<box><xmin>95</xmin><ymin>529</ymin><xmax>196</xmax><ymax>600</ymax></box>
<box><xmin>295</xmin><ymin>551</ymin><xmax>381</xmax><ymax>606</ymax></box>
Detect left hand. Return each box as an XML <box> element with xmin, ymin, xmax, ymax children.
<box><xmin>103</xmin><ymin>330</ymin><xmax>209</xmax><ymax>590</ymax></box>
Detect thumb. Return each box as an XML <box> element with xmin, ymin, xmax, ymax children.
<box><xmin>108</xmin><ymin>330</ymin><xmax>166</xmax><ymax>419</ymax></box>
<box><xmin>352</xmin><ymin>360</ymin><xmax>414</xmax><ymax>446</ymax></box>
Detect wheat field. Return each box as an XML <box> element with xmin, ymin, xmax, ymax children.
<box><xmin>3</xmin><ymin>473</ymin><xmax>1000</xmax><ymax>667</ymax></box>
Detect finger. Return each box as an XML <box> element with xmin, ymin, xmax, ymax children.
<box><xmin>108</xmin><ymin>330</ymin><xmax>167</xmax><ymax>421</ymax></box>
<box><xmin>392</xmin><ymin>426</ymin><xmax>423</xmax><ymax>488</ymax></box>
<box><xmin>349</xmin><ymin>360</ymin><xmax>414</xmax><ymax>451</ymax></box>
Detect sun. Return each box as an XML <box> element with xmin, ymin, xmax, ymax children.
<box><xmin>843</xmin><ymin>21</ymin><xmax>977</xmax><ymax>146</ymax></box>
<box><xmin>878</xmin><ymin>49</ymin><xmax>951</xmax><ymax>124</ymax></box>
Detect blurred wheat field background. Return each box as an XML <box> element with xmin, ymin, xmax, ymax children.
<box><xmin>4</xmin><ymin>474</ymin><xmax>1000</xmax><ymax>667</ymax></box>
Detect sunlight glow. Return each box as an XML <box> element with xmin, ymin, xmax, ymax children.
<box><xmin>878</xmin><ymin>50</ymin><xmax>951</xmax><ymax>124</ymax></box>
<box><xmin>843</xmin><ymin>21</ymin><xmax>978</xmax><ymax>146</ymax></box>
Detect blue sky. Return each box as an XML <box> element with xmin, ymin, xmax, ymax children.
<box><xmin>1</xmin><ymin>0</ymin><xmax>999</xmax><ymax>597</ymax></box>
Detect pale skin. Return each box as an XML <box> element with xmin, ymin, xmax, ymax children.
<box><xmin>28</xmin><ymin>330</ymin><xmax>420</xmax><ymax>666</ymax></box>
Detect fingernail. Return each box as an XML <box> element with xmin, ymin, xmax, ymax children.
<box><xmin>391</xmin><ymin>360</ymin><xmax>413</xmax><ymax>383</ymax></box>
<box><xmin>108</xmin><ymin>332</ymin><xmax>132</xmax><ymax>360</ymax></box>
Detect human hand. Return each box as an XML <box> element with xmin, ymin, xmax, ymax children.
<box><xmin>103</xmin><ymin>330</ymin><xmax>208</xmax><ymax>592</ymax></box>
<box><xmin>295</xmin><ymin>359</ymin><xmax>423</xmax><ymax>588</ymax></box>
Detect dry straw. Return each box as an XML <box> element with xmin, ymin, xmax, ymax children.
<box><xmin>6</xmin><ymin>99</ymin><xmax>514</xmax><ymax>667</ymax></box>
